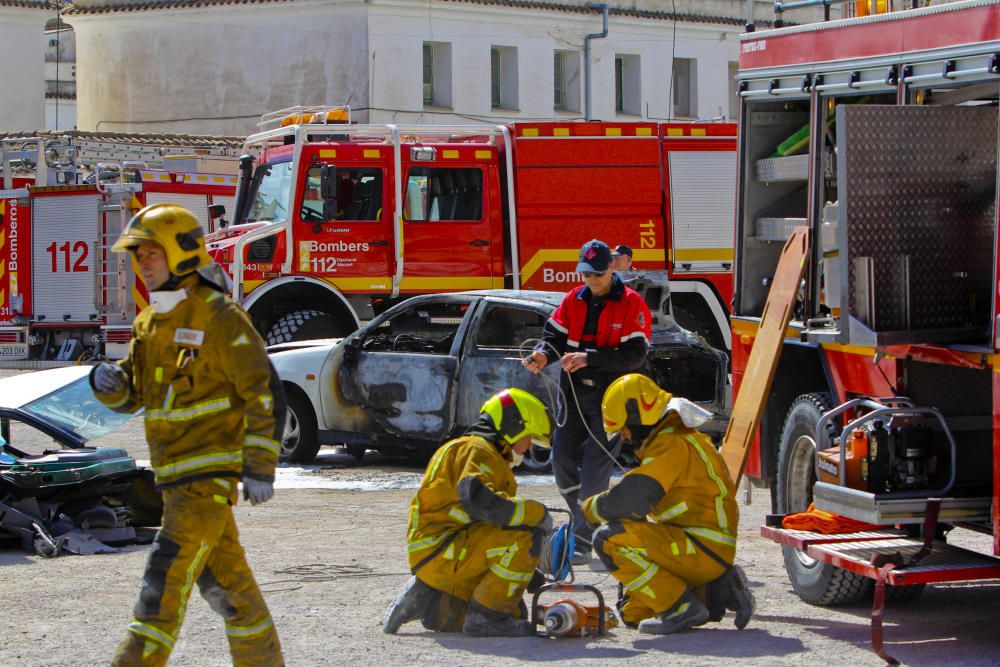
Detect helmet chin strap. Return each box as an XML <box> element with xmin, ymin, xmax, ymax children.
<box><xmin>160</xmin><ymin>273</ymin><xmax>183</xmax><ymax>291</ymax></box>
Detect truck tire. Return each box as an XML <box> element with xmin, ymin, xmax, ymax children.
<box><xmin>266</xmin><ymin>309</ymin><xmax>337</xmax><ymax>345</ymax></box>
<box><xmin>777</xmin><ymin>392</ymin><xmax>872</xmax><ymax>605</ymax></box>
<box><xmin>517</xmin><ymin>443</ymin><xmax>552</xmax><ymax>473</ymax></box>
<box><xmin>281</xmin><ymin>389</ymin><xmax>321</xmax><ymax>464</ymax></box>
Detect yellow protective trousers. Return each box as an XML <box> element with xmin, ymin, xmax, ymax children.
<box><xmin>415</xmin><ymin>522</ymin><xmax>539</xmax><ymax>624</ymax></box>
<box><xmin>112</xmin><ymin>479</ymin><xmax>282</xmax><ymax>667</ymax></box>
<box><xmin>594</xmin><ymin>519</ymin><xmax>733</xmax><ymax>626</ymax></box>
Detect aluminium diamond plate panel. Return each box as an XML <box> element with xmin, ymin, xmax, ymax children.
<box><xmin>838</xmin><ymin>105</ymin><xmax>997</xmax><ymax>337</ymax></box>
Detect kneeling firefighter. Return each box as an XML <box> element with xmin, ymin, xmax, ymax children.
<box><xmin>582</xmin><ymin>374</ymin><xmax>754</xmax><ymax>634</ymax></box>
<box><xmin>384</xmin><ymin>389</ymin><xmax>554</xmax><ymax>637</ymax></box>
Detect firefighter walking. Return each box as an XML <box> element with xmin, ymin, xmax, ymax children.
<box><xmin>90</xmin><ymin>204</ymin><xmax>284</xmax><ymax>666</ymax></box>
<box><xmin>584</xmin><ymin>373</ymin><xmax>754</xmax><ymax>633</ymax></box>
<box><xmin>384</xmin><ymin>389</ymin><xmax>553</xmax><ymax>636</ymax></box>
<box><xmin>522</xmin><ymin>239</ymin><xmax>651</xmax><ymax>564</ymax></box>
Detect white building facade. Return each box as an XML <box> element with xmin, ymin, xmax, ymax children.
<box><xmin>0</xmin><ymin>2</ymin><xmax>50</xmax><ymax>132</ymax></box>
<box><xmin>67</xmin><ymin>0</ymin><xmax>782</xmax><ymax>135</ymax></box>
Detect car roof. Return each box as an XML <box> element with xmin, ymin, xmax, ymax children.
<box><xmin>0</xmin><ymin>366</ymin><xmax>91</xmax><ymax>410</ymax></box>
<box><xmin>462</xmin><ymin>289</ymin><xmax>565</xmax><ymax>308</ymax></box>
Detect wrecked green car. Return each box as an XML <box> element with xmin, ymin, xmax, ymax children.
<box><xmin>0</xmin><ymin>366</ymin><xmax>161</xmax><ymax>557</ymax></box>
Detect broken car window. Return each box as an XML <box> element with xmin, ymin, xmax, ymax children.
<box><xmin>475</xmin><ymin>305</ymin><xmax>546</xmax><ymax>349</ymax></box>
<box><xmin>361</xmin><ymin>301</ymin><xmax>469</xmax><ymax>354</ymax></box>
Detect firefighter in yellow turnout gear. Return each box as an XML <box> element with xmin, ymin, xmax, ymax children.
<box><xmin>91</xmin><ymin>204</ymin><xmax>284</xmax><ymax>666</ymax></box>
<box><xmin>583</xmin><ymin>374</ymin><xmax>754</xmax><ymax>634</ymax></box>
<box><xmin>384</xmin><ymin>389</ymin><xmax>553</xmax><ymax>637</ymax></box>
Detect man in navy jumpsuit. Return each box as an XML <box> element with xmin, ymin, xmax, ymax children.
<box><xmin>523</xmin><ymin>239</ymin><xmax>651</xmax><ymax>564</ymax></box>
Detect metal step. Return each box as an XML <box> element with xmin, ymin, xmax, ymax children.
<box><xmin>814</xmin><ymin>481</ymin><xmax>992</xmax><ymax>525</ymax></box>
<box><xmin>761</xmin><ymin>523</ymin><xmax>1000</xmax><ymax>586</ymax></box>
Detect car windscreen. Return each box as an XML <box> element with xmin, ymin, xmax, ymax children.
<box><xmin>22</xmin><ymin>375</ymin><xmax>137</xmax><ymax>443</ymax></box>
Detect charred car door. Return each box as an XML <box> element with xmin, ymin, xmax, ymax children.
<box><xmin>455</xmin><ymin>299</ymin><xmax>560</xmax><ymax>426</ymax></box>
<box><xmin>338</xmin><ymin>296</ymin><xmax>476</xmax><ymax>442</ymax></box>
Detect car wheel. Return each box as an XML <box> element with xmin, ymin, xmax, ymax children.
<box><xmin>281</xmin><ymin>389</ymin><xmax>320</xmax><ymax>464</ymax></box>
<box><xmin>266</xmin><ymin>309</ymin><xmax>338</xmax><ymax>345</ymax></box>
<box><xmin>517</xmin><ymin>443</ymin><xmax>552</xmax><ymax>473</ymax></box>
<box><xmin>777</xmin><ymin>392</ymin><xmax>872</xmax><ymax>605</ymax></box>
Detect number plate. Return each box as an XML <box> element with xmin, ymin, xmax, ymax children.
<box><xmin>0</xmin><ymin>343</ymin><xmax>29</xmax><ymax>359</ymax></box>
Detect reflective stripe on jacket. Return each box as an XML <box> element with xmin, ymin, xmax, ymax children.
<box><xmin>406</xmin><ymin>435</ymin><xmax>546</xmax><ymax>562</ymax></box>
<box><xmin>96</xmin><ymin>274</ymin><xmax>281</xmax><ymax>487</ymax></box>
<box><xmin>582</xmin><ymin>413</ymin><xmax>738</xmax><ymax>547</ymax></box>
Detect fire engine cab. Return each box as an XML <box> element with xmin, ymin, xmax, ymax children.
<box><xmin>206</xmin><ymin>107</ymin><xmax>738</xmax><ymax>351</ymax></box>
<box><xmin>0</xmin><ymin>131</ymin><xmax>240</xmax><ymax>361</ymax></box>
<box><xmin>730</xmin><ymin>0</ymin><xmax>1000</xmax><ymax>660</ymax></box>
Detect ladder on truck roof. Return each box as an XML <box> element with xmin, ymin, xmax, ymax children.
<box><xmin>1</xmin><ymin>131</ymin><xmax>244</xmax><ymax>188</ymax></box>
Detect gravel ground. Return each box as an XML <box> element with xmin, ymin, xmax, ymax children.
<box><xmin>1</xmin><ymin>369</ymin><xmax>999</xmax><ymax>666</ymax></box>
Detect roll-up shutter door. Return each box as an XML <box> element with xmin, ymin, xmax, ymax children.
<box><xmin>668</xmin><ymin>151</ymin><xmax>737</xmax><ymax>273</ymax></box>
<box><xmin>32</xmin><ymin>194</ymin><xmax>99</xmax><ymax>322</ymax></box>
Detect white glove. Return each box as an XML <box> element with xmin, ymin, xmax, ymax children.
<box><xmin>243</xmin><ymin>477</ymin><xmax>275</xmax><ymax>505</ymax></box>
<box><xmin>92</xmin><ymin>363</ymin><xmax>127</xmax><ymax>395</ymax></box>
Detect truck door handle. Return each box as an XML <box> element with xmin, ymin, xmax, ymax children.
<box><xmin>469</xmin><ymin>239</ymin><xmax>489</xmax><ymax>246</ymax></box>
<box><xmin>369</xmin><ymin>240</ymin><xmax>390</xmax><ymax>246</ymax></box>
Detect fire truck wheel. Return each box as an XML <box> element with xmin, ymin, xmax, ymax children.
<box><xmin>517</xmin><ymin>443</ymin><xmax>552</xmax><ymax>473</ymax></box>
<box><xmin>777</xmin><ymin>392</ymin><xmax>872</xmax><ymax>605</ymax></box>
<box><xmin>266</xmin><ymin>309</ymin><xmax>338</xmax><ymax>346</ymax></box>
<box><xmin>281</xmin><ymin>390</ymin><xmax>321</xmax><ymax>463</ymax></box>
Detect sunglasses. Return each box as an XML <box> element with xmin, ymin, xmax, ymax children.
<box><xmin>581</xmin><ymin>270</ymin><xmax>607</xmax><ymax>278</ymax></box>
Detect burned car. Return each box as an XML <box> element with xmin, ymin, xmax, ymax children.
<box><xmin>0</xmin><ymin>366</ymin><xmax>162</xmax><ymax>557</ymax></box>
<box><xmin>271</xmin><ymin>272</ymin><xmax>729</xmax><ymax>468</ymax></box>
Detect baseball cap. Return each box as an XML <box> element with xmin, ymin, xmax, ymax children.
<box><xmin>576</xmin><ymin>239</ymin><xmax>612</xmax><ymax>274</ymax></box>
<box><xmin>613</xmin><ymin>245</ymin><xmax>633</xmax><ymax>258</ymax></box>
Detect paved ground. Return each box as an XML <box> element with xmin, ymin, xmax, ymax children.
<box><xmin>1</xmin><ymin>368</ymin><xmax>999</xmax><ymax>665</ymax></box>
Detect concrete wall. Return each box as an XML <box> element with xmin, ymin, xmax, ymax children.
<box><xmin>72</xmin><ymin>1</ymin><xmax>371</xmax><ymax>135</ymax></box>
<box><xmin>0</xmin><ymin>8</ymin><xmax>49</xmax><ymax>132</ymax></box>
<box><xmin>368</xmin><ymin>0</ymin><xmax>742</xmax><ymax>125</ymax></box>
<box><xmin>70</xmin><ymin>0</ymin><xmax>754</xmax><ymax>133</ymax></box>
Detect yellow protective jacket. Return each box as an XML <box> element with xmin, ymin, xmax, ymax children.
<box><xmin>406</xmin><ymin>434</ymin><xmax>547</xmax><ymax>565</ymax></box>
<box><xmin>95</xmin><ymin>274</ymin><xmax>281</xmax><ymax>488</ymax></box>
<box><xmin>582</xmin><ymin>413</ymin><xmax>738</xmax><ymax>552</ymax></box>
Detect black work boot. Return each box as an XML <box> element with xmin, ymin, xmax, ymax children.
<box><xmin>462</xmin><ymin>600</ymin><xmax>534</xmax><ymax>637</ymax></box>
<box><xmin>705</xmin><ymin>566</ymin><xmax>755</xmax><ymax>629</ymax></box>
<box><xmin>384</xmin><ymin>576</ymin><xmax>438</xmax><ymax>634</ymax></box>
<box><xmin>638</xmin><ymin>591</ymin><xmax>709</xmax><ymax>635</ymax></box>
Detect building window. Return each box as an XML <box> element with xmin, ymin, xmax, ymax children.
<box><xmin>554</xmin><ymin>53</ymin><xmax>564</xmax><ymax>109</ymax></box>
<box><xmin>728</xmin><ymin>61</ymin><xmax>740</xmax><ymax>120</ymax></box>
<box><xmin>554</xmin><ymin>50</ymin><xmax>581</xmax><ymax>113</ymax></box>
<box><xmin>491</xmin><ymin>45</ymin><xmax>518</xmax><ymax>109</ymax></box>
<box><xmin>423</xmin><ymin>41</ymin><xmax>453</xmax><ymax>108</ymax></box>
<box><xmin>423</xmin><ymin>43</ymin><xmax>433</xmax><ymax>105</ymax></box>
<box><xmin>672</xmin><ymin>57</ymin><xmax>697</xmax><ymax>118</ymax></box>
<box><xmin>615</xmin><ymin>54</ymin><xmax>641</xmax><ymax>116</ymax></box>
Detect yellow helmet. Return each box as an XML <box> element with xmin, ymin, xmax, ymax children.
<box><xmin>481</xmin><ymin>388</ymin><xmax>552</xmax><ymax>448</ymax></box>
<box><xmin>112</xmin><ymin>203</ymin><xmax>211</xmax><ymax>275</ymax></box>
<box><xmin>602</xmin><ymin>373</ymin><xmax>671</xmax><ymax>433</ymax></box>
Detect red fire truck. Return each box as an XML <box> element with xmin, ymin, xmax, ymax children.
<box><xmin>730</xmin><ymin>0</ymin><xmax>1000</xmax><ymax>659</ymax></box>
<box><xmin>0</xmin><ymin>131</ymin><xmax>240</xmax><ymax>360</ymax></box>
<box><xmin>205</xmin><ymin>108</ymin><xmax>736</xmax><ymax>351</ymax></box>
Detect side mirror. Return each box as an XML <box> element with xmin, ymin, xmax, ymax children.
<box><xmin>320</xmin><ymin>164</ymin><xmax>339</xmax><ymax>199</ymax></box>
<box><xmin>208</xmin><ymin>204</ymin><xmax>229</xmax><ymax>229</ymax></box>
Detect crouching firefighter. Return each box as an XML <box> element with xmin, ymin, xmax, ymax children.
<box><xmin>582</xmin><ymin>374</ymin><xmax>754</xmax><ymax>634</ymax></box>
<box><xmin>384</xmin><ymin>389</ymin><xmax>554</xmax><ymax>637</ymax></box>
<box><xmin>90</xmin><ymin>204</ymin><xmax>285</xmax><ymax>666</ymax></box>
